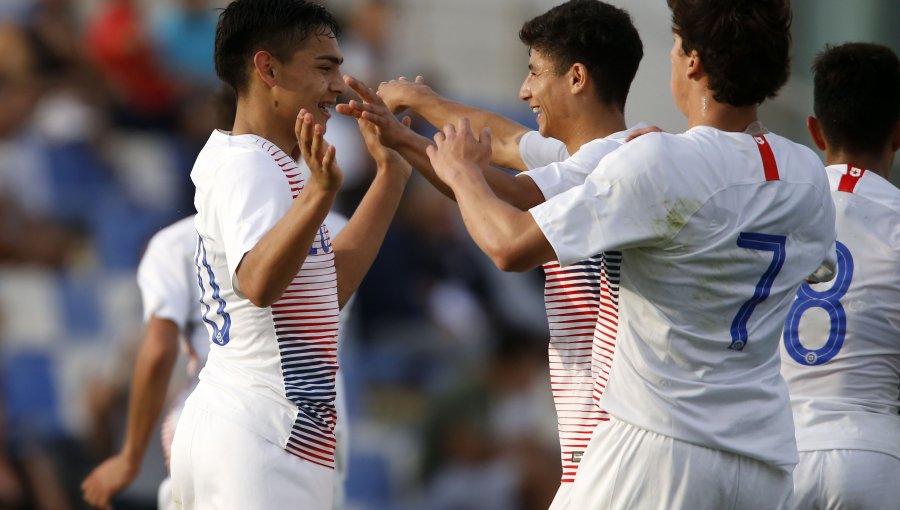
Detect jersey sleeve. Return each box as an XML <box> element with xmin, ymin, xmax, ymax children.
<box><xmin>210</xmin><ymin>151</ymin><xmax>294</xmax><ymax>280</ymax></box>
<box><xmin>522</xmin><ymin>138</ymin><xmax>622</xmax><ymax>200</ymax></box>
<box><xmin>137</xmin><ymin>228</ymin><xmax>194</xmax><ymax>328</ymax></box>
<box><xmin>529</xmin><ymin>138</ymin><xmax>679</xmax><ymax>266</ymax></box>
<box><xmin>518</xmin><ymin>130</ymin><xmax>569</xmax><ymax>170</ymax></box>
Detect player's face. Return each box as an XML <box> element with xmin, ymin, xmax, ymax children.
<box><xmin>274</xmin><ymin>33</ymin><xmax>346</xmax><ymax>128</ymax></box>
<box><xmin>669</xmin><ymin>33</ymin><xmax>690</xmax><ymax>117</ymax></box>
<box><xmin>520</xmin><ymin>48</ymin><xmax>570</xmax><ymax>140</ymax></box>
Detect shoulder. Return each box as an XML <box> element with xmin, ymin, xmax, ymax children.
<box><xmin>141</xmin><ymin>215</ymin><xmax>197</xmax><ymax>270</ymax></box>
<box><xmin>192</xmin><ymin>133</ymin><xmax>287</xmax><ymax>189</ymax></box>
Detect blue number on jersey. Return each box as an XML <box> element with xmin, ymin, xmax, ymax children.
<box><xmin>783</xmin><ymin>242</ymin><xmax>853</xmax><ymax>365</ymax></box>
<box><xmin>308</xmin><ymin>226</ymin><xmax>332</xmax><ymax>255</ymax></box>
<box><xmin>730</xmin><ymin>232</ymin><xmax>787</xmax><ymax>351</ymax></box>
<box><xmin>195</xmin><ymin>236</ymin><xmax>231</xmax><ymax>346</ymax></box>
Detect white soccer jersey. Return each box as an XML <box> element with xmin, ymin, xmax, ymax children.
<box><xmin>137</xmin><ymin>215</ymin><xmax>209</xmax><ymax>373</ymax></box>
<box><xmin>519</xmin><ymin>127</ymin><xmax>636</xmax><ymax>483</ymax></box>
<box><xmin>531</xmin><ymin>126</ymin><xmax>836</xmax><ymax>469</ymax></box>
<box><xmin>190</xmin><ymin>130</ymin><xmax>340</xmax><ymax>469</ymax></box>
<box><xmin>781</xmin><ymin>164</ymin><xmax>900</xmax><ymax>460</ymax></box>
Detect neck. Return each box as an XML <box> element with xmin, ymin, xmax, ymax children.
<box><xmin>686</xmin><ymin>95</ymin><xmax>759</xmax><ymax>133</ymax></box>
<box><xmin>561</xmin><ymin>103</ymin><xmax>627</xmax><ymax>155</ymax></box>
<box><xmin>825</xmin><ymin>149</ymin><xmax>893</xmax><ymax>180</ymax></box>
<box><xmin>232</xmin><ymin>95</ymin><xmax>296</xmax><ymax>156</ymax></box>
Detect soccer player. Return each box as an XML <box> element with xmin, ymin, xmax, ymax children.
<box><xmin>423</xmin><ymin>0</ymin><xmax>837</xmax><ymax>507</ymax></box>
<box><xmin>781</xmin><ymin>42</ymin><xmax>900</xmax><ymax>509</ymax></box>
<box><xmin>169</xmin><ymin>1</ymin><xmax>410</xmax><ymax>508</ymax></box>
<box><xmin>80</xmin><ymin>213</ymin><xmax>353</xmax><ymax>510</ymax></box>
<box><xmin>339</xmin><ymin>2</ymin><xmax>644</xmax><ymax>506</ymax></box>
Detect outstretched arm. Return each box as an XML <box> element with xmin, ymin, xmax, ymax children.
<box><xmin>378</xmin><ymin>77</ymin><xmax>531</xmax><ymax>171</ymax></box>
<box><xmin>338</xmin><ymin>78</ymin><xmax>544</xmax><ymax>211</ymax></box>
<box><xmin>426</xmin><ymin>118</ymin><xmax>555</xmax><ymax>272</ymax></box>
<box><xmin>82</xmin><ymin>317</ymin><xmax>179</xmax><ymax>510</ymax></box>
<box><xmin>332</xmin><ymin>76</ymin><xmax>412</xmax><ymax>308</ymax></box>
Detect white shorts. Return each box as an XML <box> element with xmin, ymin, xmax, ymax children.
<box><xmin>568</xmin><ymin>417</ymin><xmax>793</xmax><ymax>510</ymax></box>
<box><xmin>792</xmin><ymin>449</ymin><xmax>900</xmax><ymax>509</ymax></box>
<box><xmin>169</xmin><ymin>402</ymin><xmax>333</xmax><ymax>510</ymax></box>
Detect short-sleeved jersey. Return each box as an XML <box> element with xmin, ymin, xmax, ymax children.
<box><xmin>519</xmin><ymin>127</ymin><xmax>637</xmax><ymax>482</ymax></box>
<box><xmin>191</xmin><ymin>130</ymin><xmax>340</xmax><ymax>469</ymax></box>
<box><xmin>780</xmin><ymin>164</ymin><xmax>900</xmax><ymax>461</ymax></box>
<box><xmin>138</xmin><ymin>215</ymin><xmax>209</xmax><ymax>374</ymax></box>
<box><xmin>531</xmin><ymin>126</ymin><xmax>836</xmax><ymax>469</ymax></box>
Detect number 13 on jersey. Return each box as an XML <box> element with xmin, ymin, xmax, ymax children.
<box><xmin>783</xmin><ymin>242</ymin><xmax>853</xmax><ymax>365</ymax></box>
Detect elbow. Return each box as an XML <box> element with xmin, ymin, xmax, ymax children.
<box><xmin>240</xmin><ymin>282</ymin><xmax>279</xmax><ymax>308</ymax></box>
<box><xmin>490</xmin><ymin>245</ymin><xmax>533</xmax><ymax>273</ymax></box>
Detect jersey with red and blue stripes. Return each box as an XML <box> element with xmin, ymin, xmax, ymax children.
<box><xmin>191</xmin><ymin>130</ymin><xmax>340</xmax><ymax>469</ymax></box>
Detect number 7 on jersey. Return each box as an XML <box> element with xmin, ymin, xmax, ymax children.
<box><xmin>730</xmin><ymin>232</ymin><xmax>787</xmax><ymax>351</ymax></box>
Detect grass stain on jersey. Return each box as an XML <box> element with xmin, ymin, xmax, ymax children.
<box><xmin>654</xmin><ymin>198</ymin><xmax>703</xmax><ymax>239</ymax></box>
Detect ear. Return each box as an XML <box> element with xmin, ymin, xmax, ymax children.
<box><xmin>252</xmin><ymin>50</ymin><xmax>277</xmax><ymax>88</ymax></box>
<box><xmin>686</xmin><ymin>49</ymin><xmax>704</xmax><ymax>80</ymax></box>
<box><xmin>569</xmin><ymin>63</ymin><xmax>588</xmax><ymax>95</ymax></box>
<box><xmin>806</xmin><ymin>115</ymin><xmax>828</xmax><ymax>151</ymax></box>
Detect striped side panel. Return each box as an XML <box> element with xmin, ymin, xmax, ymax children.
<box><xmin>543</xmin><ymin>253</ymin><xmax>616</xmax><ymax>483</ymax></box>
<box><xmin>591</xmin><ymin>251</ymin><xmax>621</xmax><ymax>407</ymax></box>
<box><xmin>256</xmin><ymin>138</ymin><xmax>341</xmax><ymax>469</ymax></box>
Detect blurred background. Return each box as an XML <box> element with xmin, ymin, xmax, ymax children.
<box><xmin>0</xmin><ymin>0</ymin><xmax>896</xmax><ymax>509</ymax></box>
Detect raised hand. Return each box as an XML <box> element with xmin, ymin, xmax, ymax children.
<box><xmin>426</xmin><ymin>118</ymin><xmax>492</xmax><ymax>186</ymax></box>
<box><xmin>295</xmin><ymin>108</ymin><xmax>343</xmax><ymax>194</ymax></box>
<box><xmin>376</xmin><ymin>75</ymin><xmax>430</xmax><ymax>113</ymax></box>
<box><xmin>335</xmin><ymin>74</ymin><xmax>412</xmax><ymax>152</ymax></box>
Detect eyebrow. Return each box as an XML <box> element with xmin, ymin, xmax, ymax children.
<box><xmin>317</xmin><ymin>55</ymin><xmax>343</xmax><ymax>65</ymax></box>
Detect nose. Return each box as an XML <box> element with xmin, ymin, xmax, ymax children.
<box><xmin>518</xmin><ymin>77</ymin><xmax>531</xmax><ymax>101</ymax></box>
<box><xmin>332</xmin><ymin>72</ymin><xmax>348</xmax><ymax>95</ymax></box>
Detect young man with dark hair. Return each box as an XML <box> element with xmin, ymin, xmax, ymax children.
<box><xmin>338</xmin><ymin>2</ymin><xmax>643</xmax><ymax>507</ymax></box>
<box><xmin>168</xmin><ymin>1</ymin><xmax>410</xmax><ymax>508</ymax></box>
<box><xmin>423</xmin><ymin>0</ymin><xmax>836</xmax><ymax>507</ymax></box>
<box><xmin>781</xmin><ymin>42</ymin><xmax>900</xmax><ymax>509</ymax></box>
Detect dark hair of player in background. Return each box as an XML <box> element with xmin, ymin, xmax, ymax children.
<box><xmin>667</xmin><ymin>0</ymin><xmax>792</xmax><ymax>107</ymax></box>
<box><xmin>812</xmin><ymin>42</ymin><xmax>900</xmax><ymax>154</ymax></box>
<box><xmin>518</xmin><ymin>0</ymin><xmax>644</xmax><ymax>111</ymax></box>
<box><xmin>214</xmin><ymin>0</ymin><xmax>341</xmax><ymax>96</ymax></box>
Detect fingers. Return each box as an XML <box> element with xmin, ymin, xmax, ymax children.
<box><xmin>296</xmin><ymin>109</ymin><xmax>314</xmax><ymax>161</ymax></box>
<box><xmin>401</xmin><ymin>115</ymin><xmax>412</xmax><ymax>128</ymax></box>
<box><xmin>480</xmin><ymin>126</ymin><xmax>492</xmax><ymax>147</ymax></box>
<box><xmin>415</xmin><ymin>75</ymin><xmax>425</xmax><ymax>84</ymax></box>
<box><xmin>322</xmin><ymin>144</ymin><xmax>336</xmax><ymax>171</ymax></box>
<box><xmin>625</xmin><ymin>125</ymin><xmax>663</xmax><ymax>142</ymax></box>
<box><xmin>310</xmin><ymin>123</ymin><xmax>325</xmax><ymax>163</ymax></box>
<box><xmin>343</xmin><ymin>74</ymin><xmax>381</xmax><ymax>105</ymax></box>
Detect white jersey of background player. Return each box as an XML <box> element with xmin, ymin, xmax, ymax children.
<box><xmin>350</xmin><ymin>4</ymin><xmax>646</xmax><ymax>505</ymax></box>
<box><xmin>780</xmin><ymin>42</ymin><xmax>900</xmax><ymax>509</ymax></box>
<box><xmin>422</xmin><ymin>1</ymin><xmax>837</xmax><ymax>507</ymax></box>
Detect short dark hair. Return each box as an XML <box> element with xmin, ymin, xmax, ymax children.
<box><xmin>813</xmin><ymin>43</ymin><xmax>900</xmax><ymax>155</ymax></box>
<box><xmin>214</xmin><ymin>0</ymin><xmax>340</xmax><ymax>95</ymax></box>
<box><xmin>668</xmin><ymin>0</ymin><xmax>792</xmax><ymax>106</ymax></box>
<box><xmin>519</xmin><ymin>0</ymin><xmax>643</xmax><ymax>110</ymax></box>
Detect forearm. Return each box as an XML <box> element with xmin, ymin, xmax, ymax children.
<box><xmin>119</xmin><ymin>318</ymin><xmax>179</xmax><ymax>464</ymax></box>
<box><xmin>448</xmin><ymin>167</ymin><xmax>553</xmax><ymax>272</ymax></box>
<box><xmin>333</xmin><ymin>164</ymin><xmax>409</xmax><ymax>307</ymax></box>
<box><xmin>237</xmin><ymin>187</ymin><xmax>335</xmax><ymax>307</ymax></box>
<box><xmin>407</xmin><ymin>92</ymin><xmax>529</xmax><ymax>170</ymax></box>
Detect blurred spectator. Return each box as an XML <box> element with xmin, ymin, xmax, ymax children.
<box><xmin>84</xmin><ymin>0</ymin><xmax>178</xmax><ymax>129</ymax></box>
<box><xmin>422</xmin><ymin>327</ymin><xmax>559</xmax><ymax>510</ymax></box>
<box><xmin>150</xmin><ymin>0</ymin><xmax>218</xmax><ymax>89</ymax></box>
